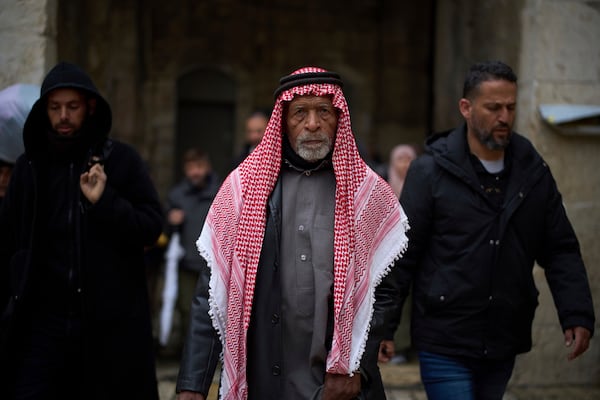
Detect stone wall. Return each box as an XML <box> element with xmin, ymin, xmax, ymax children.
<box><xmin>55</xmin><ymin>0</ymin><xmax>435</xmax><ymax>197</ymax></box>
<box><xmin>432</xmin><ymin>0</ymin><xmax>524</xmax><ymax>132</ymax></box>
<box><xmin>510</xmin><ymin>0</ymin><xmax>600</xmax><ymax>386</ymax></box>
<box><xmin>0</xmin><ymin>0</ymin><xmax>57</xmax><ymax>88</ymax></box>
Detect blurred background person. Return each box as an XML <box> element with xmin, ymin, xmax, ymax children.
<box><xmin>231</xmin><ymin>110</ymin><xmax>270</xmax><ymax>169</ymax></box>
<box><xmin>379</xmin><ymin>143</ymin><xmax>418</xmax><ymax>365</ymax></box>
<box><xmin>387</xmin><ymin>144</ymin><xmax>418</xmax><ymax>199</ymax></box>
<box><xmin>160</xmin><ymin>148</ymin><xmax>219</xmax><ymax>353</ymax></box>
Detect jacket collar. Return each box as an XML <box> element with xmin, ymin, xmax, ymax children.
<box><xmin>428</xmin><ymin>123</ymin><xmax>549</xmax><ymax>204</ymax></box>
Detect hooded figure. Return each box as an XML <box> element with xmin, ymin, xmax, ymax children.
<box><xmin>0</xmin><ymin>62</ymin><xmax>163</xmax><ymax>399</ymax></box>
<box><xmin>177</xmin><ymin>67</ymin><xmax>409</xmax><ymax>400</ymax></box>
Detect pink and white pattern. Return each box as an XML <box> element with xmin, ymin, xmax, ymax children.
<box><xmin>197</xmin><ymin>67</ymin><xmax>409</xmax><ymax>400</ymax></box>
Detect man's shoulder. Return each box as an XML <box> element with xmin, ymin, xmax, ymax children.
<box><xmin>104</xmin><ymin>139</ymin><xmax>136</xmax><ymax>155</ymax></box>
<box><xmin>510</xmin><ymin>131</ymin><xmax>538</xmax><ymax>153</ymax></box>
<box><xmin>409</xmin><ymin>149</ymin><xmax>436</xmax><ymax>172</ymax></box>
<box><xmin>167</xmin><ymin>180</ymin><xmax>189</xmax><ymax>198</ymax></box>
<box><xmin>509</xmin><ymin>131</ymin><xmax>547</xmax><ymax>168</ymax></box>
<box><xmin>102</xmin><ymin>139</ymin><xmax>147</xmax><ymax>165</ymax></box>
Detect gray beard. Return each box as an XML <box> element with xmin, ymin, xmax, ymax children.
<box><xmin>297</xmin><ymin>144</ymin><xmax>331</xmax><ymax>162</ymax></box>
<box><xmin>295</xmin><ymin>133</ymin><xmax>333</xmax><ymax>162</ymax></box>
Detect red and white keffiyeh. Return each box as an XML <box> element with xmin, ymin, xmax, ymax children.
<box><xmin>197</xmin><ymin>67</ymin><xmax>409</xmax><ymax>400</ymax></box>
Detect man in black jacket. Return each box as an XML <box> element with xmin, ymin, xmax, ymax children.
<box><xmin>386</xmin><ymin>61</ymin><xmax>595</xmax><ymax>400</ymax></box>
<box><xmin>0</xmin><ymin>62</ymin><xmax>163</xmax><ymax>399</ymax></box>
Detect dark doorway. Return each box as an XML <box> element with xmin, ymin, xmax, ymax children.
<box><xmin>176</xmin><ymin>69</ymin><xmax>236</xmax><ymax>182</ymax></box>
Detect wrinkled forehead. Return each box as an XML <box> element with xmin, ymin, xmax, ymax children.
<box><xmin>280</xmin><ymin>85</ymin><xmax>346</xmax><ymax>117</ymax></box>
<box><xmin>287</xmin><ymin>94</ymin><xmax>334</xmax><ymax>107</ymax></box>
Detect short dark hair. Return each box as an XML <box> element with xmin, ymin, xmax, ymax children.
<box><xmin>182</xmin><ymin>148</ymin><xmax>210</xmax><ymax>165</ymax></box>
<box><xmin>247</xmin><ymin>109</ymin><xmax>271</xmax><ymax>121</ymax></box>
<box><xmin>462</xmin><ymin>61</ymin><xmax>517</xmax><ymax>99</ymax></box>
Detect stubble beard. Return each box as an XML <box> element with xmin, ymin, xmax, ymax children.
<box><xmin>475</xmin><ymin>125</ymin><xmax>511</xmax><ymax>151</ymax></box>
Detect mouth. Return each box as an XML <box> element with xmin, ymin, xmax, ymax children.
<box><xmin>56</xmin><ymin>125</ymin><xmax>74</xmax><ymax>135</ymax></box>
<box><xmin>301</xmin><ymin>139</ymin><xmax>324</xmax><ymax>146</ymax></box>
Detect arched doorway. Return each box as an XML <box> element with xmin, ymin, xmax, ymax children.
<box><xmin>175</xmin><ymin>68</ymin><xmax>236</xmax><ymax>182</ymax></box>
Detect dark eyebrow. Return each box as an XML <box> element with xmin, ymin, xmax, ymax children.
<box><xmin>483</xmin><ymin>101</ymin><xmax>515</xmax><ymax>107</ymax></box>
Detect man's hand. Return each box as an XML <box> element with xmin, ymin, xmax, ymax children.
<box><xmin>177</xmin><ymin>391</ymin><xmax>205</xmax><ymax>400</ymax></box>
<box><xmin>322</xmin><ymin>372</ymin><xmax>361</xmax><ymax>400</ymax></box>
<box><xmin>564</xmin><ymin>326</ymin><xmax>591</xmax><ymax>361</ymax></box>
<box><xmin>80</xmin><ymin>161</ymin><xmax>107</xmax><ymax>204</ymax></box>
<box><xmin>168</xmin><ymin>208</ymin><xmax>185</xmax><ymax>226</ymax></box>
<box><xmin>378</xmin><ymin>340</ymin><xmax>395</xmax><ymax>363</ymax></box>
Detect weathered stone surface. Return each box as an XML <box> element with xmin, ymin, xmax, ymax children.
<box><xmin>0</xmin><ymin>0</ymin><xmax>56</xmax><ymax>87</ymax></box>
<box><xmin>519</xmin><ymin>0</ymin><xmax>600</xmax><ymax>82</ymax></box>
<box><xmin>510</xmin><ymin>0</ymin><xmax>600</xmax><ymax>385</ymax></box>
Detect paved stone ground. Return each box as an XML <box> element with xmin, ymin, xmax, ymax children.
<box><xmin>156</xmin><ymin>357</ymin><xmax>600</xmax><ymax>400</ymax></box>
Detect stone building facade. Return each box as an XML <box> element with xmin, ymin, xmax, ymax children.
<box><xmin>52</xmin><ymin>0</ymin><xmax>436</xmax><ymax>187</ymax></box>
<box><xmin>1</xmin><ymin>0</ymin><xmax>598</xmax><ymax>387</ymax></box>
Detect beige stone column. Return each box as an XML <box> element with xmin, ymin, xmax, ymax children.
<box><xmin>0</xmin><ymin>0</ymin><xmax>57</xmax><ymax>87</ymax></box>
<box><xmin>511</xmin><ymin>0</ymin><xmax>600</xmax><ymax>386</ymax></box>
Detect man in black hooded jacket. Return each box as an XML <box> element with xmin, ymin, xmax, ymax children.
<box><xmin>0</xmin><ymin>62</ymin><xmax>163</xmax><ymax>399</ymax></box>
<box><xmin>385</xmin><ymin>61</ymin><xmax>595</xmax><ymax>400</ymax></box>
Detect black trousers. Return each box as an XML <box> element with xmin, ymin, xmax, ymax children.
<box><xmin>12</xmin><ymin>312</ymin><xmax>84</xmax><ymax>400</ymax></box>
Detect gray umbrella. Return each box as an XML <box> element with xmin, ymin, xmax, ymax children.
<box><xmin>0</xmin><ymin>83</ymin><xmax>40</xmax><ymax>163</ymax></box>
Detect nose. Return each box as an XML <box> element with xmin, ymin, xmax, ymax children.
<box><xmin>305</xmin><ymin>110</ymin><xmax>321</xmax><ymax>131</ymax></box>
<box><xmin>59</xmin><ymin>106</ymin><xmax>69</xmax><ymax>121</ymax></box>
<box><xmin>498</xmin><ymin>107</ymin><xmax>512</xmax><ymax>124</ymax></box>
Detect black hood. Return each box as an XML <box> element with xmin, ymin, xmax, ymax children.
<box><xmin>22</xmin><ymin>62</ymin><xmax>112</xmax><ymax>159</ymax></box>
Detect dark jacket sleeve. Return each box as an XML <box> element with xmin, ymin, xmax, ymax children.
<box><xmin>176</xmin><ymin>265</ymin><xmax>221</xmax><ymax>395</ymax></box>
<box><xmin>537</xmin><ymin>174</ymin><xmax>595</xmax><ymax>335</ymax></box>
<box><xmin>357</xmin><ymin>263</ymin><xmax>406</xmax><ymax>399</ymax></box>
<box><xmin>0</xmin><ymin>157</ymin><xmax>33</xmax><ymax>355</ymax></box>
<box><xmin>85</xmin><ymin>143</ymin><xmax>163</xmax><ymax>247</ymax></box>
<box><xmin>0</xmin><ymin>166</ymin><xmax>19</xmax><ymax>321</ymax></box>
<box><xmin>383</xmin><ymin>157</ymin><xmax>433</xmax><ymax>338</ymax></box>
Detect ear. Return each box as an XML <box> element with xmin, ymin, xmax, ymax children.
<box><xmin>87</xmin><ymin>98</ymin><xmax>97</xmax><ymax>116</ymax></box>
<box><xmin>459</xmin><ymin>98</ymin><xmax>471</xmax><ymax>120</ymax></box>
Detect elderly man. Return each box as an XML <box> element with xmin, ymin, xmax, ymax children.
<box><xmin>176</xmin><ymin>67</ymin><xmax>409</xmax><ymax>400</ymax></box>
<box><xmin>388</xmin><ymin>61</ymin><xmax>595</xmax><ymax>400</ymax></box>
<box><xmin>0</xmin><ymin>62</ymin><xmax>163</xmax><ymax>399</ymax></box>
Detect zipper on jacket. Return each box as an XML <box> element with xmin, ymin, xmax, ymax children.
<box><xmin>67</xmin><ymin>162</ymin><xmax>83</xmax><ymax>316</ymax></box>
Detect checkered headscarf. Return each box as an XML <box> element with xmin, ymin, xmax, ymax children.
<box><xmin>197</xmin><ymin>67</ymin><xmax>409</xmax><ymax>399</ymax></box>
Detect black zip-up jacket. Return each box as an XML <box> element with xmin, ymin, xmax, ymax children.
<box><xmin>0</xmin><ymin>62</ymin><xmax>163</xmax><ymax>398</ymax></box>
<box><xmin>389</xmin><ymin>124</ymin><xmax>595</xmax><ymax>360</ymax></box>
